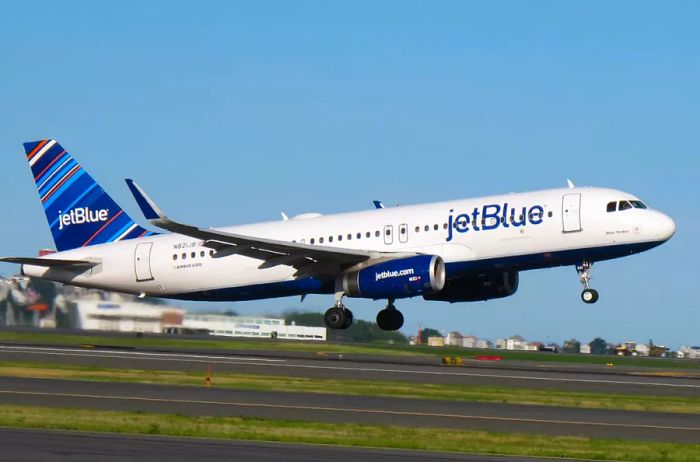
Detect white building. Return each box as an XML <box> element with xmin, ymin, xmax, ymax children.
<box><xmin>580</xmin><ymin>344</ymin><xmax>591</xmax><ymax>354</ymax></box>
<box><xmin>495</xmin><ymin>338</ymin><xmax>507</xmax><ymax>349</ymax></box>
<box><xmin>462</xmin><ymin>335</ymin><xmax>478</xmax><ymax>348</ymax></box>
<box><xmin>445</xmin><ymin>331</ymin><xmax>464</xmax><ymax>346</ymax></box>
<box><xmin>476</xmin><ymin>339</ymin><xmax>492</xmax><ymax>349</ymax></box>
<box><xmin>506</xmin><ymin>335</ymin><xmax>527</xmax><ymax>350</ymax></box>
<box><xmin>65</xmin><ymin>299</ymin><xmax>184</xmax><ymax>333</ymax></box>
<box><xmin>181</xmin><ymin>314</ymin><xmax>326</xmax><ymax>341</ymax></box>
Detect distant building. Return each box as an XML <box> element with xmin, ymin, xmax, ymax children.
<box><xmin>445</xmin><ymin>331</ymin><xmax>464</xmax><ymax>346</ymax></box>
<box><xmin>678</xmin><ymin>346</ymin><xmax>700</xmax><ymax>359</ymax></box>
<box><xmin>476</xmin><ymin>339</ymin><xmax>493</xmax><ymax>349</ymax></box>
<box><xmin>495</xmin><ymin>338</ymin><xmax>507</xmax><ymax>349</ymax></box>
<box><xmin>462</xmin><ymin>335</ymin><xmax>478</xmax><ymax>348</ymax></box>
<box><xmin>524</xmin><ymin>342</ymin><xmax>541</xmax><ymax>351</ymax></box>
<box><xmin>634</xmin><ymin>344</ymin><xmax>650</xmax><ymax>356</ymax></box>
<box><xmin>580</xmin><ymin>344</ymin><xmax>591</xmax><ymax>354</ymax></box>
<box><xmin>506</xmin><ymin>335</ymin><xmax>527</xmax><ymax>350</ymax></box>
<box><xmin>63</xmin><ymin>299</ymin><xmax>184</xmax><ymax>333</ymax></box>
<box><xmin>180</xmin><ymin>313</ymin><xmax>326</xmax><ymax>341</ymax></box>
<box><xmin>427</xmin><ymin>336</ymin><xmax>445</xmax><ymax>347</ymax></box>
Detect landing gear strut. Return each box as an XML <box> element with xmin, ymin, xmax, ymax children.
<box><xmin>577</xmin><ymin>261</ymin><xmax>599</xmax><ymax>304</ymax></box>
<box><xmin>324</xmin><ymin>292</ymin><xmax>353</xmax><ymax>329</ymax></box>
<box><xmin>376</xmin><ymin>299</ymin><xmax>404</xmax><ymax>331</ymax></box>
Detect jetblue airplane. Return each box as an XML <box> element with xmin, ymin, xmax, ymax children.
<box><xmin>1</xmin><ymin>140</ymin><xmax>676</xmax><ymax>331</ymax></box>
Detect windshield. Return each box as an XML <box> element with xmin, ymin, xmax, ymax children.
<box><xmin>630</xmin><ymin>200</ymin><xmax>647</xmax><ymax>209</ymax></box>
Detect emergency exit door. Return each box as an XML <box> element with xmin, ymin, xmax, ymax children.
<box><xmin>134</xmin><ymin>242</ymin><xmax>154</xmax><ymax>282</ymax></box>
<box><xmin>562</xmin><ymin>193</ymin><xmax>582</xmax><ymax>233</ymax></box>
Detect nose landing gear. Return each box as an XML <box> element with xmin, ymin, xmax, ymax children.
<box><xmin>577</xmin><ymin>261</ymin><xmax>599</xmax><ymax>304</ymax></box>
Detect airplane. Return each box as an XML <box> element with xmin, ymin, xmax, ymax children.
<box><xmin>0</xmin><ymin>140</ymin><xmax>676</xmax><ymax>331</ymax></box>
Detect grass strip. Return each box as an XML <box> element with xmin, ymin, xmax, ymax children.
<box><xmin>1</xmin><ymin>330</ymin><xmax>698</xmax><ymax>370</ymax></box>
<box><xmin>0</xmin><ymin>404</ymin><xmax>698</xmax><ymax>461</ymax></box>
<box><xmin>2</xmin><ymin>361</ymin><xmax>699</xmax><ymax>415</ymax></box>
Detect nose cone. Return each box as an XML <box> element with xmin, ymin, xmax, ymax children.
<box><xmin>654</xmin><ymin>212</ymin><xmax>676</xmax><ymax>241</ymax></box>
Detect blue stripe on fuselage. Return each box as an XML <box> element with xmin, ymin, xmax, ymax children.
<box><xmin>167</xmin><ymin>241</ymin><xmax>663</xmax><ymax>302</ymax></box>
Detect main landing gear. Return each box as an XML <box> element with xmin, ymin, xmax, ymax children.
<box><xmin>324</xmin><ymin>292</ymin><xmax>354</xmax><ymax>330</ymax></box>
<box><xmin>376</xmin><ymin>299</ymin><xmax>404</xmax><ymax>331</ymax></box>
<box><xmin>577</xmin><ymin>261</ymin><xmax>599</xmax><ymax>304</ymax></box>
<box><xmin>323</xmin><ymin>294</ymin><xmax>404</xmax><ymax>331</ymax></box>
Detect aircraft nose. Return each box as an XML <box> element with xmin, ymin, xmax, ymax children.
<box><xmin>654</xmin><ymin>212</ymin><xmax>676</xmax><ymax>241</ymax></box>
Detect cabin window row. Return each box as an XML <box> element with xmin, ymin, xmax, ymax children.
<box><xmin>173</xmin><ymin>250</ymin><xmax>215</xmax><ymax>261</ymax></box>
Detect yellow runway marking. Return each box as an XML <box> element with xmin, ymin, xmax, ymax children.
<box><xmin>0</xmin><ymin>390</ymin><xmax>698</xmax><ymax>433</ymax></box>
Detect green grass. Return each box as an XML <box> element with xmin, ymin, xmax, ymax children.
<box><xmin>0</xmin><ymin>404</ymin><xmax>698</xmax><ymax>461</ymax></box>
<box><xmin>2</xmin><ymin>360</ymin><xmax>699</xmax><ymax>414</ymax></box>
<box><xmin>1</xmin><ymin>329</ymin><xmax>698</xmax><ymax>371</ymax></box>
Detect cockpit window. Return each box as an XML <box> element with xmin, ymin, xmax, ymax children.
<box><xmin>618</xmin><ymin>200</ymin><xmax>632</xmax><ymax>211</ymax></box>
<box><xmin>630</xmin><ymin>200</ymin><xmax>647</xmax><ymax>209</ymax></box>
<box><xmin>606</xmin><ymin>202</ymin><xmax>617</xmax><ymax>212</ymax></box>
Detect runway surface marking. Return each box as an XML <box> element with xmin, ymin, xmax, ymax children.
<box><xmin>2</xmin><ymin>345</ymin><xmax>699</xmax><ymax>390</ymax></box>
<box><xmin>0</xmin><ymin>389</ymin><xmax>698</xmax><ymax>433</ymax></box>
<box><xmin>0</xmin><ymin>345</ymin><xmax>284</xmax><ymax>363</ymax></box>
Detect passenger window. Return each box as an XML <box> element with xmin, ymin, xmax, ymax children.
<box><xmin>548</xmin><ymin>211</ymin><xmax>553</xmax><ymax>218</ymax></box>
<box><xmin>375</xmin><ymin>230</ymin><xmax>380</xmax><ymax>237</ymax></box>
<box><xmin>607</xmin><ymin>202</ymin><xmax>617</xmax><ymax>213</ymax></box>
<box><xmin>181</xmin><ymin>253</ymin><xmax>186</xmax><ymax>260</ymax></box>
<box><xmin>319</xmin><ymin>237</ymin><xmax>324</xmax><ymax>243</ymax></box>
<box><xmin>415</xmin><ymin>226</ymin><xmax>420</xmax><ymax>233</ymax></box>
<box><xmin>433</xmin><ymin>224</ymin><xmax>438</xmax><ymax>230</ymax></box>
<box><xmin>209</xmin><ymin>250</ymin><xmax>214</xmax><ymax>256</ymax></box>
<box><xmin>366</xmin><ymin>232</ymin><xmax>371</xmax><ymax>238</ymax></box>
<box><xmin>191</xmin><ymin>252</ymin><xmax>196</xmax><ymax>259</ymax></box>
<box><xmin>329</xmin><ymin>236</ymin><xmax>333</xmax><ymax>243</ymax></box>
<box><xmin>443</xmin><ymin>223</ymin><xmax>448</xmax><ymax>229</ymax></box>
<box><xmin>310</xmin><ymin>238</ymin><xmax>315</xmax><ymax>244</ymax></box>
<box><xmin>347</xmin><ymin>234</ymin><xmax>352</xmax><ymax>240</ymax></box>
<box><xmin>338</xmin><ymin>235</ymin><xmax>342</xmax><ymax>241</ymax></box>
<box><xmin>424</xmin><ymin>225</ymin><xmax>429</xmax><ymax>232</ymax></box>
<box><xmin>200</xmin><ymin>251</ymin><xmax>205</xmax><ymax>257</ymax></box>
<box><xmin>619</xmin><ymin>201</ymin><xmax>632</xmax><ymax>211</ymax></box>
<box><xmin>357</xmin><ymin>232</ymin><xmax>361</xmax><ymax>239</ymax></box>
<box><xmin>173</xmin><ymin>254</ymin><xmax>177</xmax><ymax>261</ymax></box>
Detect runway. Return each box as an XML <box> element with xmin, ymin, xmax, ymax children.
<box><xmin>1</xmin><ymin>344</ymin><xmax>699</xmax><ymax>397</ymax></box>
<box><xmin>0</xmin><ymin>427</ymin><xmax>589</xmax><ymax>462</ymax></box>
<box><xmin>0</xmin><ymin>376</ymin><xmax>698</xmax><ymax>443</ymax></box>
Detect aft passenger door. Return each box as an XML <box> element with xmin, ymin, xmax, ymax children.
<box><xmin>134</xmin><ymin>242</ymin><xmax>154</xmax><ymax>282</ymax></box>
<box><xmin>562</xmin><ymin>193</ymin><xmax>582</xmax><ymax>233</ymax></box>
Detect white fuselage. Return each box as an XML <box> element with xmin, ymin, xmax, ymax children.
<box><xmin>22</xmin><ymin>187</ymin><xmax>675</xmax><ymax>302</ymax></box>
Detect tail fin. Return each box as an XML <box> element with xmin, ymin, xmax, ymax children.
<box><xmin>23</xmin><ymin>139</ymin><xmax>155</xmax><ymax>251</ymax></box>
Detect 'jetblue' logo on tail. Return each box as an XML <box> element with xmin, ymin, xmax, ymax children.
<box><xmin>58</xmin><ymin>207</ymin><xmax>109</xmax><ymax>230</ymax></box>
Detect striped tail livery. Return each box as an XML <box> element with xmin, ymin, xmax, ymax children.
<box><xmin>23</xmin><ymin>139</ymin><xmax>155</xmax><ymax>251</ymax></box>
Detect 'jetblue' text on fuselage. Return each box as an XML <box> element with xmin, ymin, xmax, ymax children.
<box><xmin>446</xmin><ymin>203</ymin><xmax>545</xmax><ymax>242</ymax></box>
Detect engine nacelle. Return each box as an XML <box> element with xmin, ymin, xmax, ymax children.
<box><xmin>424</xmin><ymin>271</ymin><xmax>519</xmax><ymax>303</ymax></box>
<box><xmin>342</xmin><ymin>255</ymin><xmax>445</xmax><ymax>300</ymax></box>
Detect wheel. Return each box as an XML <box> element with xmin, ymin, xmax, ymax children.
<box><xmin>324</xmin><ymin>306</ymin><xmax>348</xmax><ymax>329</ymax></box>
<box><xmin>376</xmin><ymin>307</ymin><xmax>404</xmax><ymax>331</ymax></box>
<box><xmin>342</xmin><ymin>309</ymin><xmax>354</xmax><ymax>329</ymax></box>
<box><xmin>581</xmin><ymin>288</ymin><xmax>599</xmax><ymax>304</ymax></box>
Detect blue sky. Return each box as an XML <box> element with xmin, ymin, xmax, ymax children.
<box><xmin>1</xmin><ymin>1</ymin><xmax>698</xmax><ymax>347</ymax></box>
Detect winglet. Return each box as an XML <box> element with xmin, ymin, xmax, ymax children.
<box><xmin>566</xmin><ymin>179</ymin><xmax>575</xmax><ymax>189</ymax></box>
<box><xmin>373</xmin><ymin>200</ymin><xmax>385</xmax><ymax>209</ymax></box>
<box><xmin>125</xmin><ymin>179</ymin><xmax>166</xmax><ymax>221</ymax></box>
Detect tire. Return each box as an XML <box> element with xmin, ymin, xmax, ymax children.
<box><xmin>389</xmin><ymin>309</ymin><xmax>404</xmax><ymax>330</ymax></box>
<box><xmin>377</xmin><ymin>308</ymin><xmax>404</xmax><ymax>331</ymax></box>
<box><xmin>342</xmin><ymin>309</ymin><xmax>354</xmax><ymax>329</ymax></box>
<box><xmin>324</xmin><ymin>307</ymin><xmax>347</xmax><ymax>329</ymax></box>
<box><xmin>581</xmin><ymin>289</ymin><xmax>599</xmax><ymax>304</ymax></box>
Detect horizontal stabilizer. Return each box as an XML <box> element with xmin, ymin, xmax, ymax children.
<box><xmin>0</xmin><ymin>257</ymin><xmax>97</xmax><ymax>268</ymax></box>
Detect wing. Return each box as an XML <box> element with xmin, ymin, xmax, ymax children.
<box><xmin>125</xmin><ymin>180</ymin><xmax>413</xmax><ymax>277</ymax></box>
<box><xmin>0</xmin><ymin>257</ymin><xmax>97</xmax><ymax>268</ymax></box>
